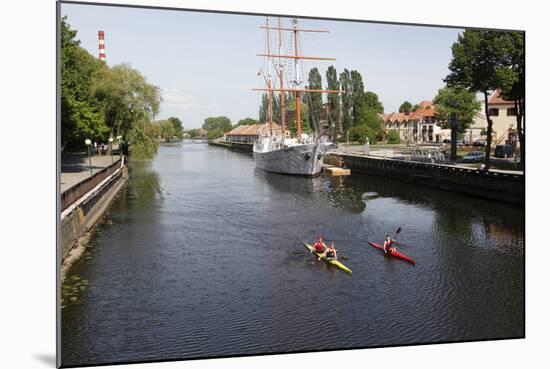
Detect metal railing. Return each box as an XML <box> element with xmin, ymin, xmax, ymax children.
<box><xmin>61</xmin><ymin>158</ymin><xmax>123</xmax><ymax>211</ymax></box>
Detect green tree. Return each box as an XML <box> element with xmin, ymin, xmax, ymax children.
<box><xmin>125</xmin><ymin>119</ymin><xmax>159</xmax><ymax>159</ymax></box>
<box><xmin>433</xmin><ymin>87</ymin><xmax>481</xmax><ymax>135</ymax></box>
<box><xmin>350</xmin><ymin>70</ymin><xmax>365</xmax><ymax>126</ymax></box>
<box><xmin>326</xmin><ymin>66</ymin><xmax>341</xmax><ymax>136</ymax></box>
<box><xmin>348</xmin><ymin>124</ymin><xmax>377</xmax><ymax>144</ymax></box>
<box><xmin>412</xmin><ymin>104</ymin><xmax>421</xmax><ymax>112</ymax></box>
<box><xmin>386</xmin><ymin>130</ymin><xmax>401</xmax><ymax>144</ymax></box>
<box><xmin>202</xmin><ymin>116</ymin><xmax>232</xmax><ymax>132</ymax></box>
<box><xmin>498</xmin><ymin>32</ymin><xmax>525</xmax><ymax>168</ymax></box>
<box><xmin>305</xmin><ymin>68</ymin><xmax>323</xmax><ymax>134</ymax></box>
<box><xmin>363</xmin><ymin>91</ymin><xmax>384</xmax><ymax>113</ymax></box>
<box><xmin>339</xmin><ymin>69</ymin><xmax>353</xmax><ymax>133</ymax></box>
<box><xmin>188</xmin><ymin>129</ymin><xmax>201</xmax><ymax>138</ymax></box>
<box><xmin>60</xmin><ymin>16</ymin><xmax>109</xmax><ymax>149</ymax></box>
<box><xmin>91</xmin><ymin>64</ymin><xmax>161</xmax><ymax>136</ymax></box>
<box><xmin>234</xmin><ymin>117</ymin><xmax>259</xmax><ymax>127</ymax></box>
<box><xmin>167</xmin><ymin>116</ymin><xmax>183</xmax><ymax>139</ymax></box>
<box><xmin>207</xmin><ymin>128</ymin><xmax>225</xmax><ymax>140</ymax></box>
<box><xmin>445</xmin><ymin>30</ymin><xmax>513</xmax><ymax>169</ymax></box>
<box><xmin>399</xmin><ymin>101</ymin><xmax>413</xmax><ymax>113</ymax></box>
<box><xmin>157</xmin><ymin>120</ymin><xmax>176</xmax><ymax>141</ymax></box>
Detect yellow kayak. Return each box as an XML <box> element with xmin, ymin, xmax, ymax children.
<box><xmin>304</xmin><ymin>243</ymin><xmax>352</xmax><ymax>275</ymax></box>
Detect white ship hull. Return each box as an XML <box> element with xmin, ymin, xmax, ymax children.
<box><xmin>253</xmin><ymin>142</ymin><xmax>326</xmax><ymax>176</ymax></box>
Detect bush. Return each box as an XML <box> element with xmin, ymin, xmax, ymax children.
<box><xmin>386</xmin><ymin>130</ymin><xmax>401</xmax><ymax>144</ymax></box>
<box><xmin>348</xmin><ymin>125</ymin><xmax>377</xmax><ymax>144</ymax></box>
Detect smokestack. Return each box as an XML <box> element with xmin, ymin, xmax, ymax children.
<box><xmin>98</xmin><ymin>30</ymin><xmax>106</xmax><ymax>61</ymax></box>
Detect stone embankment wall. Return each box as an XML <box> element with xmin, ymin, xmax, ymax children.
<box><xmin>60</xmin><ymin>159</ymin><xmax>128</xmax><ymax>281</ymax></box>
<box><xmin>328</xmin><ymin>153</ymin><xmax>524</xmax><ymax>204</ymax></box>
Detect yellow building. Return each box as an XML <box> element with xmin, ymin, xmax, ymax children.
<box><xmin>486</xmin><ymin>90</ymin><xmax>518</xmax><ymax>144</ymax></box>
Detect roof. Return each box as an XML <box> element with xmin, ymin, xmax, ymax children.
<box><xmin>387</xmin><ymin>112</ymin><xmax>408</xmax><ymax>123</ymax></box>
<box><xmin>418</xmin><ymin>100</ymin><xmax>433</xmax><ymax>109</ymax></box>
<box><xmin>378</xmin><ymin>113</ymin><xmax>389</xmax><ymax>122</ymax></box>
<box><xmin>226</xmin><ymin>123</ymin><xmax>281</xmax><ymax>136</ymax></box>
<box><xmin>413</xmin><ymin>108</ymin><xmax>435</xmax><ymax>117</ymax></box>
<box><xmin>488</xmin><ymin>90</ymin><xmax>513</xmax><ymax>105</ymax></box>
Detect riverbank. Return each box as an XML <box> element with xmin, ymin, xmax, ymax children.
<box><xmin>328</xmin><ymin>152</ymin><xmax>524</xmax><ymax>204</ymax></box>
<box><xmin>60</xmin><ymin>154</ymin><xmax>128</xmax><ymax>282</ymax></box>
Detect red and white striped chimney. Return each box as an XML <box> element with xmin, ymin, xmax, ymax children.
<box><xmin>98</xmin><ymin>30</ymin><xmax>106</xmax><ymax>61</ymax></box>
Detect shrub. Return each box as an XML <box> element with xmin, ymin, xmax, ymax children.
<box><xmin>386</xmin><ymin>130</ymin><xmax>401</xmax><ymax>144</ymax></box>
<box><xmin>207</xmin><ymin>128</ymin><xmax>224</xmax><ymax>140</ymax></box>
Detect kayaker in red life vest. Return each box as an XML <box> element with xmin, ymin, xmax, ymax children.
<box><xmin>314</xmin><ymin>236</ymin><xmax>327</xmax><ymax>254</ymax></box>
<box><xmin>325</xmin><ymin>242</ymin><xmax>338</xmax><ymax>260</ymax></box>
<box><xmin>313</xmin><ymin>236</ymin><xmax>327</xmax><ymax>260</ymax></box>
<box><xmin>383</xmin><ymin>234</ymin><xmax>397</xmax><ymax>255</ymax></box>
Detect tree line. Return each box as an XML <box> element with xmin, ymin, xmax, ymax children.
<box><xmin>61</xmin><ymin>17</ymin><xmax>183</xmax><ymax>159</ymax></box>
<box><xmin>258</xmin><ymin>66</ymin><xmax>385</xmax><ymax>143</ymax></box>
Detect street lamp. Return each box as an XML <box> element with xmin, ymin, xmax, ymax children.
<box><xmin>117</xmin><ymin>135</ymin><xmax>122</xmax><ymax>161</ymax></box>
<box><xmin>85</xmin><ymin>139</ymin><xmax>93</xmax><ymax>176</ymax></box>
<box><xmin>109</xmin><ymin>137</ymin><xmax>114</xmax><ymax>164</ymax></box>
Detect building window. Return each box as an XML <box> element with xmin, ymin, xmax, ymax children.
<box><xmin>489</xmin><ymin>108</ymin><xmax>499</xmax><ymax>116</ymax></box>
<box><xmin>507</xmin><ymin>108</ymin><xmax>517</xmax><ymax>116</ymax></box>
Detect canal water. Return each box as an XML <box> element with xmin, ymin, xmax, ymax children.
<box><xmin>61</xmin><ymin>142</ymin><xmax>524</xmax><ymax>366</ymax></box>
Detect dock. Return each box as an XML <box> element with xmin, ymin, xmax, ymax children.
<box><xmin>323</xmin><ymin>164</ymin><xmax>351</xmax><ymax>176</ymax></box>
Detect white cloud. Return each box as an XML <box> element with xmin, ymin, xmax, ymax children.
<box><xmin>162</xmin><ymin>87</ymin><xmax>196</xmax><ymax>109</ymax></box>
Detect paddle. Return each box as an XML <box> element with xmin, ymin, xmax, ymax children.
<box><xmin>393</xmin><ymin>227</ymin><xmax>402</xmax><ymax>240</ymax></box>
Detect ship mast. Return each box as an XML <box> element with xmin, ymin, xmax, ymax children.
<box><xmin>292</xmin><ymin>19</ymin><xmax>302</xmax><ymax>141</ymax></box>
<box><xmin>254</xmin><ymin>18</ymin><xmax>340</xmax><ymax>143</ymax></box>
<box><xmin>278</xmin><ymin>17</ymin><xmax>285</xmax><ymax>140</ymax></box>
<box><xmin>265</xmin><ymin>17</ymin><xmax>273</xmax><ymax>137</ymax></box>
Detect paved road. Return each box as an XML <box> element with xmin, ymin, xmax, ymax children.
<box><xmin>61</xmin><ymin>153</ymin><xmax>120</xmax><ymax>192</ymax></box>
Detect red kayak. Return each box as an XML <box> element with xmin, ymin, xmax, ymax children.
<box><xmin>368</xmin><ymin>242</ymin><xmax>416</xmax><ymax>265</ymax></box>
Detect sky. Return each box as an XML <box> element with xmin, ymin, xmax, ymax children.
<box><xmin>62</xmin><ymin>3</ymin><xmax>464</xmax><ymax>128</ymax></box>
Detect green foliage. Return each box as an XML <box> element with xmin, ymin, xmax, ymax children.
<box><xmin>61</xmin><ymin>16</ymin><xmax>162</xmax><ymax>158</ymax></box>
<box><xmin>412</xmin><ymin>104</ymin><xmax>421</xmax><ymax>112</ymax></box>
<box><xmin>202</xmin><ymin>116</ymin><xmax>232</xmax><ymax>132</ymax></box>
<box><xmin>348</xmin><ymin>125</ymin><xmax>377</xmax><ymax>144</ymax></box>
<box><xmin>91</xmin><ymin>64</ymin><xmax>161</xmax><ymax>137</ymax></box>
<box><xmin>207</xmin><ymin>129</ymin><xmax>224</xmax><ymax>140</ymax></box>
<box><xmin>167</xmin><ymin>117</ymin><xmax>183</xmax><ymax>139</ymax></box>
<box><xmin>153</xmin><ymin>120</ymin><xmax>176</xmax><ymax>141</ymax></box>
<box><xmin>350</xmin><ymin>70</ymin><xmax>365</xmax><ymax>125</ymax></box>
<box><xmin>235</xmin><ymin>117</ymin><xmax>259</xmax><ymax>127</ymax></box>
<box><xmin>126</xmin><ymin>119</ymin><xmax>160</xmax><ymax>160</ymax></box>
<box><xmin>339</xmin><ymin>69</ymin><xmax>353</xmax><ymax>132</ymax></box>
<box><xmin>362</xmin><ymin>91</ymin><xmax>384</xmax><ymax>113</ymax></box>
<box><xmin>60</xmin><ymin>16</ymin><xmax>109</xmax><ymax>148</ymax></box>
<box><xmin>187</xmin><ymin>129</ymin><xmax>202</xmax><ymax>138</ymax></box>
<box><xmin>399</xmin><ymin>101</ymin><xmax>413</xmax><ymax>113</ymax></box>
<box><xmin>386</xmin><ymin>130</ymin><xmax>401</xmax><ymax>144</ymax></box>
<box><xmin>433</xmin><ymin>87</ymin><xmax>481</xmax><ymax>134</ymax></box>
<box><xmin>326</xmin><ymin>65</ymin><xmax>341</xmax><ymax>134</ymax></box>
<box><xmin>445</xmin><ymin>29</ymin><xmax>520</xmax><ymax>168</ymax></box>
<box><xmin>306</xmin><ymin>67</ymin><xmax>323</xmax><ymax>133</ymax></box>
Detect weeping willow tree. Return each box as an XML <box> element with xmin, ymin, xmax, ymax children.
<box><xmin>61</xmin><ymin>16</ymin><xmax>162</xmax><ymax>159</ymax></box>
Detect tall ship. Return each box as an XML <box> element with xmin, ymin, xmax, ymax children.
<box><xmin>252</xmin><ymin>18</ymin><xmax>339</xmax><ymax>176</ymax></box>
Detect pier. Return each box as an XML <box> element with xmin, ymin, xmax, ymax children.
<box><xmin>208</xmin><ymin>139</ymin><xmax>253</xmax><ymax>153</ymax></box>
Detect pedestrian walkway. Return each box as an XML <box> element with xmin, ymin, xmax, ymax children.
<box><xmin>61</xmin><ymin>153</ymin><xmax>120</xmax><ymax>192</ymax></box>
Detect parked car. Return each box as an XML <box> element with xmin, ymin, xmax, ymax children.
<box><xmin>473</xmin><ymin>139</ymin><xmax>486</xmax><ymax>147</ymax></box>
<box><xmin>494</xmin><ymin>144</ymin><xmax>516</xmax><ymax>158</ymax></box>
<box><xmin>456</xmin><ymin>139</ymin><xmax>466</xmax><ymax>146</ymax></box>
<box><xmin>462</xmin><ymin>151</ymin><xmax>484</xmax><ymax>163</ymax></box>
<box><xmin>442</xmin><ymin>139</ymin><xmax>451</xmax><ymax>144</ymax></box>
